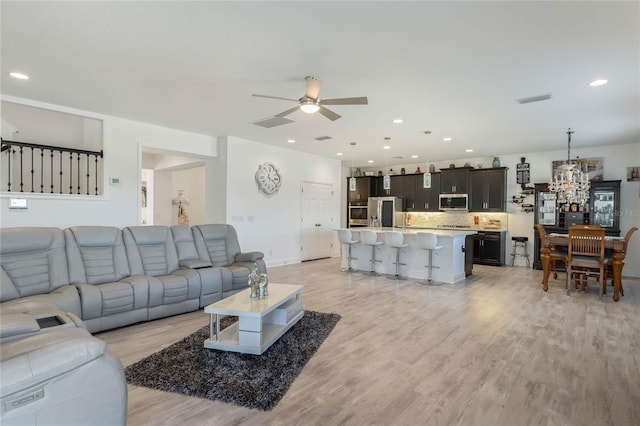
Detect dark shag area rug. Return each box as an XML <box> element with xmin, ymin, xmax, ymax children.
<box><xmin>125</xmin><ymin>310</ymin><xmax>340</xmax><ymax>411</ymax></box>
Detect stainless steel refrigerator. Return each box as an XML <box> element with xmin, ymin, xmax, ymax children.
<box><xmin>367</xmin><ymin>197</ymin><xmax>403</xmax><ymax>228</ymax></box>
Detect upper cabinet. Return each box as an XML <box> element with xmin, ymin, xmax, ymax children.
<box><xmin>469</xmin><ymin>168</ymin><xmax>507</xmax><ymax>212</ymax></box>
<box><xmin>347</xmin><ymin>176</ymin><xmax>378</xmax><ymax>203</ymax></box>
<box><xmin>440</xmin><ymin>167</ymin><xmax>470</xmax><ymax>194</ymax></box>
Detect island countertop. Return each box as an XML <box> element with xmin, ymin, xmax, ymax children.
<box><xmin>338</xmin><ymin>228</ymin><xmax>475</xmax><ymax>283</ymax></box>
<box><xmin>349</xmin><ymin>227</ymin><xmax>479</xmax><ymax>236</ymax></box>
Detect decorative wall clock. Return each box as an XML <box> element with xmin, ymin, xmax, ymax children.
<box><xmin>255</xmin><ymin>162</ymin><xmax>282</xmax><ymax>194</ymax></box>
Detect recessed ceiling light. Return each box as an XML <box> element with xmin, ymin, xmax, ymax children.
<box><xmin>9</xmin><ymin>72</ymin><xmax>29</xmax><ymax>80</ymax></box>
<box><xmin>368</xmin><ymin>160</ymin><xmax>374</xmax><ymax>163</ymax></box>
<box><xmin>411</xmin><ymin>155</ymin><xmax>418</xmax><ymax>159</ymax></box>
<box><xmin>443</xmin><ymin>137</ymin><xmax>452</xmax><ymax>142</ymax></box>
<box><xmin>287</xmin><ymin>139</ymin><xmax>295</xmax><ymax>143</ymax></box>
<box><xmin>336</xmin><ymin>152</ymin><xmax>343</xmax><ymax>156</ymax></box>
<box><xmin>465</xmin><ymin>149</ymin><xmax>473</xmax><ymax>153</ymax></box>
<box><xmin>589</xmin><ymin>79</ymin><xmax>608</xmax><ymax>87</ymax></box>
<box><xmin>383</xmin><ymin>146</ymin><xmax>391</xmax><ymax>150</ymax></box>
<box><xmin>392</xmin><ymin>119</ymin><xmax>403</xmax><ymax>124</ymax></box>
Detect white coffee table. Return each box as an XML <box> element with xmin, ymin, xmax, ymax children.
<box><xmin>203</xmin><ymin>283</ymin><xmax>304</xmax><ymax>355</ymax></box>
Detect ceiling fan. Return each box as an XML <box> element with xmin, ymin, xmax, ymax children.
<box><xmin>252</xmin><ymin>76</ymin><xmax>368</xmax><ymax>121</ymax></box>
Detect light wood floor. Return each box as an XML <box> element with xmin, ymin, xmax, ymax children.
<box><xmin>98</xmin><ymin>258</ymin><xmax>640</xmax><ymax>426</ymax></box>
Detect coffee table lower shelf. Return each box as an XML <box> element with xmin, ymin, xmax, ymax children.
<box><xmin>204</xmin><ymin>310</ymin><xmax>303</xmax><ymax>355</ymax></box>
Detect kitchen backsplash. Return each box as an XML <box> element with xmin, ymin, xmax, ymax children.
<box><xmin>405</xmin><ymin>212</ymin><xmax>508</xmax><ymax>229</ymax></box>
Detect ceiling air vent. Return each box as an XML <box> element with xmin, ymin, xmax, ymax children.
<box><xmin>516</xmin><ymin>93</ymin><xmax>552</xmax><ymax>104</ymax></box>
<box><xmin>315</xmin><ymin>135</ymin><xmax>332</xmax><ymax>141</ymax></box>
<box><xmin>252</xmin><ymin>117</ymin><xmax>295</xmax><ymax>128</ymax></box>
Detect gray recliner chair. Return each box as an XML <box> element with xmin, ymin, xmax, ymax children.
<box><xmin>123</xmin><ymin>226</ymin><xmax>201</xmax><ymax>320</ymax></box>
<box><xmin>0</xmin><ymin>227</ymin><xmax>81</xmax><ymax>317</ymax></box>
<box><xmin>65</xmin><ymin>226</ymin><xmax>150</xmax><ymax>333</ymax></box>
<box><xmin>171</xmin><ymin>225</ymin><xmax>223</xmax><ymax>307</ymax></box>
<box><xmin>192</xmin><ymin>224</ymin><xmax>266</xmax><ymax>298</ymax></box>
<box><xmin>0</xmin><ymin>327</ymin><xmax>127</xmax><ymax>426</ymax></box>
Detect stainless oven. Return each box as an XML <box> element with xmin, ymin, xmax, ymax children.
<box><xmin>348</xmin><ymin>203</ymin><xmax>368</xmax><ymax>227</ymax></box>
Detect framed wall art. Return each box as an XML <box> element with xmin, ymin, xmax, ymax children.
<box><xmin>552</xmin><ymin>157</ymin><xmax>603</xmax><ymax>181</ymax></box>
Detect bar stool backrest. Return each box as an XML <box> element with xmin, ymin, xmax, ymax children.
<box><xmin>337</xmin><ymin>229</ymin><xmax>354</xmax><ymax>245</ymax></box>
<box><xmin>385</xmin><ymin>231</ymin><xmax>404</xmax><ymax>248</ymax></box>
<box><xmin>416</xmin><ymin>232</ymin><xmax>439</xmax><ymax>250</ymax></box>
<box><xmin>360</xmin><ymin>230</ymin><xmax>379</xmax><ymax>245</ymax></box>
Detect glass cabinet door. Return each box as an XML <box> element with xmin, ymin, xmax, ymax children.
<box><xmin>591</xmin><ymin>190</ymin><xmax>615</xmax><ymax>228</ymax></box>
<box><xmin>538</xmin><ymin>192</ymin><xmax>557</xmax><ymax>225</ymax></box>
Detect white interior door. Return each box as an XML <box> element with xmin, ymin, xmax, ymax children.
<box><xmin>300</xmin><ymin>181</ymin><xmax>334</xmax><ymax>261</ymax></box>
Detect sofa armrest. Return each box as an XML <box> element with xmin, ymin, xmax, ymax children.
<box><xmin>0</xmin><ymin>314</ymin><xmax>40</xmax><ymax>341</ymax></box>
<box><xmin>179</xmin><ymin>259</ymin><xmax>212</xmax><ymax>269</ymax></box>
<box><xmin>0</xmin><ymin>328</ymin><xmax>105</xmax><ymax>398</ymax></box>
<box><xmin>235</xmin><ymin>251</ymin><xmax>264</xmax><ymax>263</ymax></box>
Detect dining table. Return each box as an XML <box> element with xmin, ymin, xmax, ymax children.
<box><xmin>540</xmin><ymin>233</ymin><xmax>626</xmax><ymax>301</ymax></box>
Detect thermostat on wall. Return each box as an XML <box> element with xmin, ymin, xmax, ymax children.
<box><xmin>9</xmin><ymin>198</ymin><xmax>28</xmax><ymax>209</ymax></box>
<box><xmin>109</xmin><ymin>177</ymin><xmax>120</xmax><ymax>185</ymax></box>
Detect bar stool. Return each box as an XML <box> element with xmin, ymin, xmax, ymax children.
<box><xmin>336</xmin><ymin>229</ymin><xmax>359</xmax><ymax>272</ymax></box>
<box><xmin>415</xmin><ymin>232</ymin><xmax>443</xmax><ymax>285</ymax></box>
<box><xmin>360</xmin><ymin>230</ymin><xmax>383</xmax><ymax>276</ymax></box>
<box><xmin>510</xmin><ymin>236</ymin><xmax>530</xmax><ymax>267</ymax></box>
<box><xmin>384</xmin><ymin>231</ymin><xmax>409</xmax><ymax>280</ymax></box>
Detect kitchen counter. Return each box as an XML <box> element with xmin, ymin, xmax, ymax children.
<box><xmin>339</xmin><ymin>228</ymin><xmax>477</xmax><ymax>283</ymax></box>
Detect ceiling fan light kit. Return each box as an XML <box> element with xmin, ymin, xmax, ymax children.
<box><xmin>300</xmin><ymin>99</ymin><xmax>320</xmax><ymax>114</ymax></box>
<box><xmin>252</xmin><ymin>76</ymin><xmax>367</xmax><ymax>124</ymax></box>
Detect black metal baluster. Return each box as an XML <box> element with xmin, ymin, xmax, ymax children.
<box><xmin>19</xmin><ymin>146</ymin><xmax>24</xmax><ymax>192</ymax></box>
<box><xmin>94</xmin><ymin>154</ymin><xmax>99</xmax><ymax>195</ymax></box>
<box><xmin>40</xmin><ymin>148</ymin><xmax>44</xmax><ymax>193</ymax></box>
<box><xmin>6</xmin><ymin>146</ymin><xmax>12</xmax><ymax>191</ymax></box>
<box><xmin>76</xmin><ymin>153</ymin><xmax>81</xmax><ymax>194</ymax></box>
<box><xmin>30</xmin><ymin>147</ymin><xmax>34</xmax><ymax>192</ymax></box>
<box><xmin>85</xmin><ymin>155</ymin><xmax>90</xmax><ymax>195</ymax></box>
<box><xmin>59</xmin><ymin>150</ymin><xmax>63</xmax><ymax>194</ymax></box>
<box><xmin>50</xmin><ymin>149</ymin><xmax>54</xmax><ymax>193</ymax></box>
<box><xmin>69</xmin><ymin>152</ymin><xmax>73</xmax><ymax>194</ymax></box>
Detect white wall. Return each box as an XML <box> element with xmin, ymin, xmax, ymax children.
<box><xmin>225</xmin><ymin>136</ymin><xmax>342</xmax><ymax>267</ymax></box>
<box><xmin>0</xmin><ymin>96</ymin><xmax>216</xmax><ymax>229</ymax></box>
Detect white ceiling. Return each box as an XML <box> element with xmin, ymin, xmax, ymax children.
<box><xmin>1</xmin><ymin>1</ymin><xmax>638</xmax><ymax>168</ymax></box>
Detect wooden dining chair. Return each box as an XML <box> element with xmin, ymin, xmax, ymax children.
<box><xmin>534</xmin><ymin>224</ymin><xmax>566</xmax><ymax>281</ymax></box>
<box><xmin>566</xmin><ymin>225</ymin><xmax>608</xmax><ymax>300</ymax></box>
<box><xmin>605</xmin><ymin>226</ymin><xmax>638</xmax><ymax>297</ymax></box>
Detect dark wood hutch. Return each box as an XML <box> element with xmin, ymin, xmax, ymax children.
<box><xmin>532</xmin><ymin>180</ymin><xmax>621</xmax><ymax>269</ymax></box>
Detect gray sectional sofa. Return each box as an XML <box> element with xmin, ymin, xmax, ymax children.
<box><xmin>0</xmin><ymin>223</ymin><xmax>265</xmax><ymax>425</ymax></box>
<box><xmin>1</xmin><ymin>224</ymin><xmax>266</xmax><ymax>333</ymax></box>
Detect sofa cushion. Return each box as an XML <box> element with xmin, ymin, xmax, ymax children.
<box><xmin>65</xmin><ymin>226</ymin><xmax>131</xmax><ymax>285</ymax></box>
<box><xmin>0</xmin><ymin>227</ymin><xmax>69</xmax><ymax>302</ymax></box>
<box><xmin>192</xmin><ymin>224</ymin><xmax>241</xmax><ymax>267</ymax></box>
<box><xmin>123</xmin><ymin>226</ymin><xmax>180</xmax><ymax>276</ymax></box>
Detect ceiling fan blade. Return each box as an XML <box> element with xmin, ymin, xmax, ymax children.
<box><xmin>321</xmin><ymin>97</ymin><xmax>368</xmax><ymax>106</ymax></box>
<box><xmin>252</xmin><ymin>94</ymin><xmax>298</xmax><ymax>102</ymax></box>
<box><xmin>274</xmin><ymin>106</ymin><xmax>301</xmax><ymax>118</ymax></box>
<box><xmin>305</xmin><ymin>76</ymin><xmax>321</xmax><ymax>100</ymax></box>
<box><xmin>318</xmin><ymin>106</ymin><xmax>341</xmax><ymax>121</ymax></box>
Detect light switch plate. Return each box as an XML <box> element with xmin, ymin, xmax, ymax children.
<box><xmin>9</xmin><ymin>198</ymin><xmax>28</xmax><ymax>209</ymax></box>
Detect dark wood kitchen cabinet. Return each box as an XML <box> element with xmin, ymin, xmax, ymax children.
<box><xmin>347</xmin><ymin>176</ymin><xmax>377</xmax><ymax>203</ymax></box>
<box><xmin>396</xmin><ymin>173</ymin><xmax>441</xmax><ymax>212</ymax></box>
<box><xmin>470</xmin><ymin>168</ymin><xmax>507</xmax><ymax>212</ymax></box>
<box><xmin>472</xmin><ymin>231</ymin><xmax>506</xmax><ymax>266</ymax></box>
<box><xmin>440</xmin><ymin>167</ymin><xmax>471</xmax><ymax>194</ymax></box>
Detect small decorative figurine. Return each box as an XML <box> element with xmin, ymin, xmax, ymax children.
<box><xmin>248</xmin><ymin>262</ymin><xmax>269</xmax><ymax>299</ymax></box>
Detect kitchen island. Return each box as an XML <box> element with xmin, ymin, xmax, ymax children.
<box><xmin>340</xmin><ymin>228</ymin><xmax>477</xmax><ymax>283</ymax></box>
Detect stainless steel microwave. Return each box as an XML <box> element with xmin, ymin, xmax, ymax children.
<box><xmin>439</xmin><ymin>194</ymin><xmax>468</xmax><ymax>211</ymax></box>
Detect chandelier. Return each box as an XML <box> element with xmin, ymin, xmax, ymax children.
<box><xmin>548</xmin><ymin>128</ymin><xmax>590</xmax><ymax>206</ymax></box>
